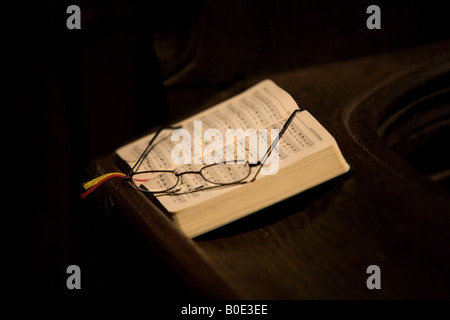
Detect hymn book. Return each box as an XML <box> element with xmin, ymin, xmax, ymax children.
<box><xmin>116</xmin><ymin>80</ymin><xmax>350</xmax><ymax>238</ymax></box>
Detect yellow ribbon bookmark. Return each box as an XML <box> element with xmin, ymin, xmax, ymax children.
<box><xmin>82</xmin><ymin>172</ymin><xmax>126</xmax><ymax>190</ymax></box>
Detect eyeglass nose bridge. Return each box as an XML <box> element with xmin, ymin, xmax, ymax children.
<box><xmin>168</xmin><ymin>170</ymin><xmax>206</xmax><ymax>191</ymax></box>
<box><xmin>174</xmin><ymin>169</ymin><xmax>202</xmax><ymax>177</ymax></box>
<box><xmin>175</xmin><ymin>162</ymin><xmax>252</xmax><ymax>186</ymax></box>
<box><xmin>201</xmin><ymin>162</ymin><xmax>253</xmax><ymax>185</ymax></box>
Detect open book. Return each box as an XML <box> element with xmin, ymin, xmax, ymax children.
<box><xmin>116</xmin><ymin>80</ymin><xmax>350</xmax><ymax>238</ymax></box>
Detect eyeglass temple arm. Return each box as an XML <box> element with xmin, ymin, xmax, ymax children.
<box><xmin>258</xmin><ymin>109</ymin><xmax>300</xmax><ymax>166</ymax></box>
<box><xmin>128</xmin><ymin>125</ymin><xmax>182</xmax><ymax>174</ymax></box>
<box><xmin>247</xmin><ymin>109</ymin><xmax>300</xmax><ymax>183</ymax></box>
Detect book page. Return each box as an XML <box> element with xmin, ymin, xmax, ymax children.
<box><xmin>116</xmin><ymin>80</ymin><xmax>336</xmax><ymax>212</ymax></box>
<box><xmin>117</xmin><ymin>80</ymin><xmax>296</xmax><ymax>168</ymax></box>
<box><xmin>181</xmin><ymin>79</ymin><xmax>298</xmax><ymax>130</ymax></box>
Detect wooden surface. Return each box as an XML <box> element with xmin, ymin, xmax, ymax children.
<box><xmin>86</xmin><ymin>41</ymin><xmax>450</xmax><ymax>299</ymax></box>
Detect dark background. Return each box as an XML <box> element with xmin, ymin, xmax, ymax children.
<box><xmin>5</xmin><ymin>0</ymin><xmax>450</xmax><ymax>299</ymax></box>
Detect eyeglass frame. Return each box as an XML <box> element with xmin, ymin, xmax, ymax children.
<box><xmin>124</xmin><ymin>108</ymin><xmax>301</xmax><ymax>196</ymax></box>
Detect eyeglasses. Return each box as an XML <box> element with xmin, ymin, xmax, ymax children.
<box><xmin>80</xmin><ymin>109</ymin><xmax>300</xmax><ymax>198</ymax></box>
<box><xmin>126</xmin><ymin>161</ymin><xmax>252</xmax><ymax>195</ymax></box>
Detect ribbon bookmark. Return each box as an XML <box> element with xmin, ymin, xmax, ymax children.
<box><xmin>80</xmin><ymin>172</ymin><xmax>126</xmax><ymax>199</ymax></box>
